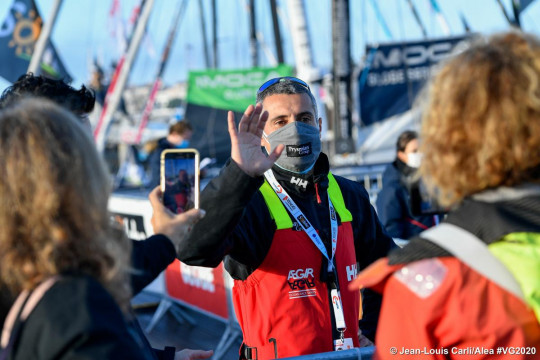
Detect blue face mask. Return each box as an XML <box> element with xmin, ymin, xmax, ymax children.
<box><xmin>176</xmin><ymin>140</ymin><xmax>190</xmax><ymax>149</ymax></box>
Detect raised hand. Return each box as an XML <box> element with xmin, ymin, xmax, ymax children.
<box><xmin>228</xmin><ymin>103</ymin><xmax>284</xmax><ymax>177</ymax></box>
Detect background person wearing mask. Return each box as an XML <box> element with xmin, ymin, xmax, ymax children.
<box><xmin>351</xmin><ymin>31</ymin><xmax>540</xmax><ymax>359</ymax></box>
<box><xmin>376</xmin><ymin>130</ymin><xmax>436</xmax><ymax>245</ymax></box>
<box><xmin>177</xmin><ymin>77</ymin><xmax>394</xmax><ymax>359</ymax></box>
<box><xmin>148</xmin><ymin>121</ymin><xmax>193</xmax><ymax>188</ymax></box>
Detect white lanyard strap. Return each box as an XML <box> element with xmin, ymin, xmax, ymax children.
<box><xmin>264</xmin><ymin>170</ymin><xmax>338</xmax><ymax>272</ymax></box>
<box><xmin>264</xmin><ymin>170</ymin><xmax>346</xmax><ymax>336</ymax></box>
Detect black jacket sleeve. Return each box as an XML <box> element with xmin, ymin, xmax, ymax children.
<box><xmin>177</xmin><ymin>160</ymin><xmax>265</xmax><ymax>268</ymax></box>
<box><xmin>130</xmin><ymin>235</ymin><xmax>176</xmax><ymax>295</ymax></box>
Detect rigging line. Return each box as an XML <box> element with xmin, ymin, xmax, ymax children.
<box><xmin>396</xmin><ymin>0</ymin><xmax>414</xmax><ymax>109</ymax></box>
<box><xmin>198</xmin><ymin>0</ymin><xmax>210</xmax><ymax>68</ymax></box>
<box><xmin>406</xmin><ymin>0</ymin><xmax>428</xmax><ymax>38</ymax></box>
<box><xmin>397</xmin><ymin>0</ymin><xmax>406</xmax><ymax>41</ymax></box>
<box><xmin>427</xmin><ymin>0</ymin><xmax>451</xmax><ymax>35</ymax></box>
<box><xmin>138</xmin><ymin>0</ymin><xmax>165</xmax><ymax>82</ymax></box>
<box><xmin>368</xmin><ymin>0</ymin><xmax>393</xmax><ymax>40</ymax></box>
<box><xmin>494</xmin><ymin>0</ymin><xmax>515</xmax><ymax>26</ymax></box>
<box><xmin>133</xmin><ymin>0</ymin><xmax>188</xmax><ymax>145</ymax></box>
<box><xmin>361</xmin><ymin>0</ymin><xmax>368</xmax><ymax>60</ymax></box>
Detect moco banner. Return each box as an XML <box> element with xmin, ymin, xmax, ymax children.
<box><xmin>186</xmin><ymin>65</ymin><xmax>292</xmax><ymax>112</ymax></box>
<box><xmin>358</xmin><ymin>35</ymin><xmax>471</xmax><ymax>125</ymax></box>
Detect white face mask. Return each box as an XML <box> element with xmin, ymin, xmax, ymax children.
<box><xmin>406</xmin><ymin>152</ymin><xmax>423</xmax><ymax>168</ymax></box>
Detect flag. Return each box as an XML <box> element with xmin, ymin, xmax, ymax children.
<box><xmin>185</xmin><ymin>65</ymin><xmax>292</xmax><ymax>165</ymax></box>
<box><xmin>0</xmin><ymin>0</ymin><xmax>72</xmax><ymax>83</ymax></box>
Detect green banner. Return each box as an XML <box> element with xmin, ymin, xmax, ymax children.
<box><xmin>186</xmin><ymin>65</ymin><xmax>293</xmax><ymax>112</ymax></box>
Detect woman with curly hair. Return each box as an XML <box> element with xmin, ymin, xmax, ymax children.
<box><xmin>0</xmin><ymin>98</ymin><xmax>149</xmax><ymax>359</ymax></box>
<box><xmin>351</xmin><ymin>31</ymin><xmax>540</xmax><ymax>359</ymax></box>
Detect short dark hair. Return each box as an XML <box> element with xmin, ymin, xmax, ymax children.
<box><xmin>256</xmin><ymin>78</ymin><xmax>318</xmax><ymax>118</ymax></box>
<box><xmin>396</xmin><ymin>130</ymin><xmax>418</xmax><ymax>152</ymax></box>
<box><xmin>169</xmin><ymin>121</ymin><xmax>192</xmax><ymax>135</ymax></box>
<box><xmin>0</xmin><ymin>73</ymin><xmax>95</xmax><ymax>115</ymax></box>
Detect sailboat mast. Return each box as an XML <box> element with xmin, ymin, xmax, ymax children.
<box><xmin>249</xmin><ymin>0</ymin><xmax>258</xmax><ymax>67</ymax></box>
<box><xmin>28</xmin><ymin>0</ymin><xmax>64</xmax><ymax>74</ymax></box>
<box><xmin>286</xmin><ymin>0</ymin><xmax>315</xmax><ymax>81</ymax></box>
<box><xmin>198</xmin><ymin>0</ymin><xmax>211</xmax><ymax>68</ymax></box>
<box><xmin>212</xmin><ymin>0</ymin><xmax>218</xmax><ymax>68</ymax></box>
<box><xmin>332</xmin><ymin>0</ymin><xmax>354</xmax><ymax>154</ymax></box>
<box><xmin>269</xmin><ymin>0</ymin><xmax>284</xmax><ymax>64</ymax></box>
<box><xmin>94</xmin><ymin>0</ymin><xmax>155</xmax><ymax>152</ymax></box>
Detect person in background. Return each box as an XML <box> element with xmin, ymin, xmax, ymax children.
<box><xmin>0</xmin><ymin>74</ymin><xmax>211</xmax><ymax>360</ymax></box>
<box><xmin>351</xmin><ymin>31</ymin><xmax>540</xmax><ymax>359</ymax></box>
<box><xmin>148</xmin><ymin>121</ymin><xmax>193</xmax><ymax>188</ymax></box>
<box><xmin>376</xmin><ymin>130</ymin><xmax>436</xmax><ymax>245</ymax></box>
<box><xmin>177</xmin><ymin>77</ymin><xmax>394</xmax><ymax>358</ymax></box>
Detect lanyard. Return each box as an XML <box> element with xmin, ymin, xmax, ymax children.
<box><xmin>264</xmin><ymin>170</ymin><xmax>347</xmax><ymax>337</ymax></box>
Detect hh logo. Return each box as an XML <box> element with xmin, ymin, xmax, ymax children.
<box><xmin>346</xmin><ymin>264</ymin><xmax>357</xmax><ymax>282</ymax></box>
<box><xmin>287</xmin><ymin>268</ymin><xmax>316</xmax><ymax>291</ymax></box>
<box><xmin>290</xmin><ymin>177</ymin><xmax>308</xmax><ymax>189</ymax></box>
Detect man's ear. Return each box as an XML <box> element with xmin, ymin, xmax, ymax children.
<box><xmin>318</xmin><ymin>118</ymin><xmax>322</xmax><ymax>138</ymax></box>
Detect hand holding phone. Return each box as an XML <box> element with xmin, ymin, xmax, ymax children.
<box><xmin>160</xmin><ymin>149</ymin><xmax>200</xmax><ymax>214</ymax></box>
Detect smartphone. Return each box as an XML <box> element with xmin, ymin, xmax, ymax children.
<box><xmin>160</xmin><ymin>149</ymin><xmax>200</xmax><ymax>214</ymax></box>
<box><xmin>409</xmin><ymin>179</ymin><xmax>448</xmax><ymax>216</ymax></box>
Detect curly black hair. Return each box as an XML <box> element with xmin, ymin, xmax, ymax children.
<box><xmin>0</xmin><ymin>73</ymin><xmax>96</xmax><ymax>115</ymax></box>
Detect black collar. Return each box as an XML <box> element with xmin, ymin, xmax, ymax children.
<box><xmin>271</xmin><ymin>153</ymin><xmax>330</xmax><ymax>196</ymax></box>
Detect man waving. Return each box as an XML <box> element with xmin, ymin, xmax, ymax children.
<box><xmin>178</xmin><ymin>77</ymin><xmax>393</xmax><ymax>359</ymax></box>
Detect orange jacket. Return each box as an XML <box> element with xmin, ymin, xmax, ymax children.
<box><xmin>352</xmin><ymin>257</ymin><xmax>540</xmax><ymax>360</ymax></box>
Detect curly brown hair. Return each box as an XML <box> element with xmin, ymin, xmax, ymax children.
<box><xmin>0</xmin><ymin>99</ymin><xmax>131</xmax><ymax>312</ymax></box>
<box><xmin>419</xmin><ymin>31</ymin><xmax>540</xmax><ymax>206</ymax></box>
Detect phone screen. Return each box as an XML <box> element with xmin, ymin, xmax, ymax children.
<box><xmin>161</xmin><ymin>149</ymin><xmax>199</xmax><ymax>214</ymax></box>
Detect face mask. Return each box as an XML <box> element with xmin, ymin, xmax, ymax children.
<box><xmin>263</xmin><ymin>122</ymin><xmax>321</xmax><ymax>174</ymax></box>
<box><xmin>406</xmin><ymin>152</ymin><xmax>423</xmax><ymax>168</ymax></box>
<box><xmin>175</xmin><ymin>140</ymin><xmax>189</xmax><ymax>149</ymax></box>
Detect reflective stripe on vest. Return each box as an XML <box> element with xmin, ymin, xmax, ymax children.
<box><xmin>259</xmin><ymin>173</ymin><xmax>352</xmax><ymax>229</ymax></box>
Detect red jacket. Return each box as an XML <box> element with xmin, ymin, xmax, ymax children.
<box><xmin>233</xmin><ymin>223</ymin><xmax>360</xmax><ymax>359</ymax></box>
<box><xmin>353</xmin><ymin>257</ymin><xmax>540</xmax><ymax>360</ymax></box>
